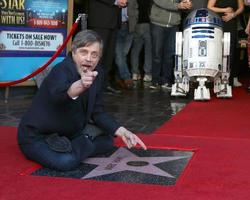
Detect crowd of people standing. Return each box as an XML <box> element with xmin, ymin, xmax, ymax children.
<box><xmin>86</xmin><ymin>0</ymin><xmax>249</xmax><ymax>94</ymax></box>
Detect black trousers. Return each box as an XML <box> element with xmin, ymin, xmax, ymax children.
<box><xmin>17</xmin><ymin>124</ymin><xmax>114</xmax><ymax>171</ymax></box>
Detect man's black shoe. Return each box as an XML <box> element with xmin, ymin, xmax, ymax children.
<box><xmin>106</xmin><ymin>86</ymin><xmax>122</xmax><ymax>94</ymax></box>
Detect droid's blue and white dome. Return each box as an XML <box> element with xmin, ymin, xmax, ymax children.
<box><xmin>184</xmin><ymin>8</ymin><xmax>223</xmax><ymax>29</ymax></box>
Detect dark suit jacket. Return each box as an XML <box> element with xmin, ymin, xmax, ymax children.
<box><xmin>20</xmin><ymin>54</ymin><xmax>120</xmax><ymax>137</ymax></box>
<box><xmin>87</xmin><ymin>0</ymin><xmax>121</xmax><ymax>29</ymax></box>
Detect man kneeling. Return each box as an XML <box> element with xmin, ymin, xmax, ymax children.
<box><xmin>17</xmin><ymin>30</ymin><xmax>146</xmax><ymax>171</ymax></box>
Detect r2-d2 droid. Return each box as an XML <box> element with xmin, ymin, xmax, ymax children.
<box><xmin>171</xmin><ymin>8</ymin><xmax>232</xmax><ymax>100</ymax></box>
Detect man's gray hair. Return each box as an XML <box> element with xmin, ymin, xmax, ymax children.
<box><xmin>71</xmin><ymin>30</ymin><xmax>103</xmax><ymax>55</ymax></box>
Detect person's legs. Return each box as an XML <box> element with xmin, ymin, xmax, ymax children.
<box><xmin>230</xmin><ymin>30</ymin><xmax>242</xmax><ymax>87</ymax></box>
<box><xmin>248</xmin><ymin>33</ymin><xmax>250</xmax><ymax>67</ymax></box>
<box><xmin>151</xmin><ymin>23</ymin><xmax>165</xmax><ymax>86</ymax></box>
<box><xmin>18</xmin><ymin>123</ymin><xmax>116</xmax><ymax>171</ymax></box>
<box><xmin>162</xmin><ymin>26</ymin><xmax>177</xmax><ymax>86</ymax></box>
<box><xmin>80</xmin><ymin>123</ymin><xmax>115</xmax><ymax>156</ymax></box>
<box><xmin>142</xmin><ymin>23</ymin><xmax>152</xmax><ymax>77</ymax></box>
<box><xmin>131</xmin><ymin>25</ymin><xmax>144</xmax><ymax>78</ymax></box>
<box><xmin>115</xmin><ymin>25</ymin><xmax>133</xmax><ymax>80</ymax></box>
<box><xmin>18</xmin><ymin>125</ymin><xmax>95</xmax><ymax>171</ymax></box>
<box><xmin>92</xmin><ymin>135</ymin><xmax>114</xmax><ymax>156</ymax></box>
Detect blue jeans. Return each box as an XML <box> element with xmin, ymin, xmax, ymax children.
<box><xmin>17</xmin><ymin>124</ymin><xmax>114</xmax><ymax>171</ymax></box>
<box><xmin>131</xmin><ymin>23</ymin><xmax>152</xmax><ymax>75</ymax></box>
<box><xmin>115</xmin><ymin>24</ymin><xmax>133</xmax><ymax>80</ymax></box>
<box><xmin>151</xmin><ymin>23</ymin><xmax>177</xmax><ymax>85</ymax></box>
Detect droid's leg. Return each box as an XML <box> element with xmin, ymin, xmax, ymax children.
<box><xmin>194</xmin><ymin>77</ymin><xmax>210</xmax><ymax>100</ymax></box>
<box><xmin>171</xmin><ymin>32</ymin><xmax>189</xmax><ymax>96</ymax></box>
<box><xmin>214</xmin><ymin>77</ymin><xmax>221</xmax><ymax>93</ymax></box>
<box><xmin>216</xmin><ymin>32</ymin><xmax>232</xmax><ymax>98</ymax></box>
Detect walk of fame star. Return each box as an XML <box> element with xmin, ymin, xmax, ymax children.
<box><xmin>81</xmin><ymin>147</ymin><xmax>193</xmax><ymax>184</ymax></box>
<box><xmin>32</xmin><ymin>147</ymin><xmax>193</xmax><ymax>186</ymax></box>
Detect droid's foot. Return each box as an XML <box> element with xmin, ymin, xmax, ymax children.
<box><xmin>194</xmin><ymin>87</ymin><xmax>210</xmax><ymax>100</ymax></box>
<box><xmin>194</xmin><ymin>78</ymin><xmax>210</xmax><ymax>100</ymax></box>
<box><xmin>171</xmin><ymin>83</ymin><xmax>188</xmax><ymax>96</ymax></box>
<box><xmin>216</xmin><ymin>85</ymin><xmax>232</xmax><ymax>98</ymax></box>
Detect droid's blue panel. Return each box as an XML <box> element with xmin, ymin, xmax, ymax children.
<box><xmin>192</xmin><ymin>30</ymin><xmax>214</xmax><ymax>34</ymax></box>
<box><xmin>184</xmin><ymin>8</ymin><xmax>222</xmax><ymax>29</ymax></box>
<box><xmin>192</xmin><ymin>27</ymin><xmax>214</xmax><ymax>30</ymax></box>
<box><xmin>195</xmin><ymin>9</ymin><xmax>208</xmax><ymax>18</ymax></box>
<box><xmin>192</xmin><ymin>35</ymin><xmax>214</xmax><ymax>39</ymax></box>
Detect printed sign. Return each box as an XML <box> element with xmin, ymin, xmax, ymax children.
<box><xmin>0</xmin><ymin>30</ymin><xmax>63</xmax><ymax>51</ymax></box>
<box><xmin>0</xmin><ymin>0</ymin><xmax>70</xmax><ymax>81</ymax></box>
<box><xmin>0</xmin><ymin>0</ymin><xmax>68</xmax><ymax>57</ymax></box>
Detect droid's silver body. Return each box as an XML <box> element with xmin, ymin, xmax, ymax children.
<box><xmin>171</xmin><ymin>9</ymin><xmax>232</xmax><ymax>100</ymax></box>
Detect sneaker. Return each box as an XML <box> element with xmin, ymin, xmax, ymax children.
<box><xmin>149</xmin><ymin>83</ymin><xmax>160</xmax><ymax>89</ymax></box>
<box><xmin>233</xmin><ymin>77</ymin><xmax>242</xmax><ymax>87</ymax></box>
<box><xmin>161</xmin><ymin>83</ymin><xmax>172</xmax><ymax>90</ymax></box>
<box><xmin>132</xmin><ymin>73</ymin><xmax>141</xmax><ymax>81</ymax></box>
<box><xmin>143</xmin><ymin>74</ymin><xmax>152</xmax><ymax>82</ymax></box>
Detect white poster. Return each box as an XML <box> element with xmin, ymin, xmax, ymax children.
<box><xmin>0</xmin><ymin>30</ymin><xmax>63</xmax><ymax>51</ymax></box>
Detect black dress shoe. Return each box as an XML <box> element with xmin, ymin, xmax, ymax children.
<box><xmin>106</xmin><ymin>86</ymin><xmax>122</xmax><ymax>94</ymax></box>
<box><xmin>117</xmin><ymin>79</ymin><xmax>134</xmax><ymax>90</ymax></box>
